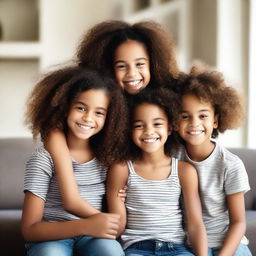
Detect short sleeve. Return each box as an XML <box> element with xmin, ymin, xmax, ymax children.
<box><xmin>24</xmin><ymin>147</ymin><xmax>53</xmax><ymax>200</ymax></box>
<box><xmin>225</xmin><ymin>156</ymin><xmax>250</xmax><ymax>195</ymax></box>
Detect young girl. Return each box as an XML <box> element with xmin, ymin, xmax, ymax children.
<box><xmin>76</xmin><ymin>19</ymin><xmax>179</xmax><ymax>94</ymax></box>
<box><xmin>44</xmin><ymin>19</ymin><xmax>180</xmax><ymax>218</ymax></box>
<box><xmin>175</xmin><ymin>67</ymin><xmax>252</xmax><ymax>256</ymax></box>
<box><xmin>107</xmin><ymin>88</ymin><xmax>208</xmax><ymax>256</ymax></box>
<box><xmin>21</xmin><ymin>66</ymin><xmax>128</xmax><ymax>256</ymax></box>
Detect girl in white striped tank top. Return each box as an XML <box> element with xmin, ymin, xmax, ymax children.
<box><xmin>107</xmin><ymin>88</ymin><xmax>208</xmax><ymax>256</ymax></box>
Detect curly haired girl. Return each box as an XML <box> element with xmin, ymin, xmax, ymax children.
<box><xmin>76</xmin><ymin>19</ymin><xmax>179</xmax><ymax>94</ymax></box>
<box><xmin>21</xmin><ymin>66</ymin><xmax>128</xmax><ymax>256</ymax></box>
<box><xmin>174</xmin><ymin>66</ymin><xmax>252</xmax><ymax>256</ymax></box>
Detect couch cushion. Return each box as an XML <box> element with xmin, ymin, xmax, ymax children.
<box><xmin>246</xmin><ymin>210</ymin><xmax>256</xmax><ymax>254</ymax></box>
<box><xmin>0</xmin><ymin>138</ymin><xmax>35</xmax><ymax>209</ymax></box>
<box><xmin>228</xmin><ymin>148</ymin><xmax>256</xmax><ymax>210</ymax></box>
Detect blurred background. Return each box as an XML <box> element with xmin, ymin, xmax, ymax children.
<box><xmin>0</xmin><ymin>0</ymin><xmax>255</xmax><ymax>148</ymax></box>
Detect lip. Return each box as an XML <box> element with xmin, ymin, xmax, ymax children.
<box><xmin>141</xmin><ymin>137</ymin><xmax>159</xmax><ymax>143</ymax></box>
<box><xmin>123</xmin><ymin>79</ymin><xmax>143</xmax><ymax>88</ymax></box>
<box><xmin>187</xmin><ymin>130</ymin><xmax>204</xmax><ymax>135</ymax></box>
<box><xmin>76</xmin><ymin>123</ymin><xmax>94</xmax><ymax>131</ymax></box>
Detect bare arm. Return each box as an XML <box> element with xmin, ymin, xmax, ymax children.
<box><xmin>21</xmin><ymin>191</ymin><xmax>120</xmax><ymax>242</ymax></box>
<box><xmin>217</xmin><ymin>192</ymin><xmax>246</xmax><ymax>256</ymax></box>
<box><xmin>179</xmin><ymin>161</ymin><xmax>208</xmax><ymax>256</ymax></box>
<box><xmin>107</xmin><ymin>162</ymin><xmax>128</xmax><ymax>237</ymax></box>
<box><xmin>44</xmin><ymin>130</ymin><xmax>99</xmax><ymax>217</ymax></box>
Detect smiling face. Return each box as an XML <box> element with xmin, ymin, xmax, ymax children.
<box><xmin>131</xmin><ymin>103</ymin><xmax>170</xmax><ymax>155</ymax></box>
<box><xmin>178</xmin><ymin>94</ymin><xmax>218</xmax><ymax>149</ymax></box>
<box><xmin>66</xmin><ymin>89</ymin><xmax>109</xmax><ymax>143</ymax></box>
<box><xmin>113</xmin><ymin>40</ymin><xmax>150</xmax><ymax>94</ymax></box>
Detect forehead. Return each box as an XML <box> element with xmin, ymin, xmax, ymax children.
<box><xmin>182</xmin><ymin>94</ymin><xmax>214</xmax><ymax>110</ymax></box>
<box><xmin>133</xmin><ymin>103</ymin><xmax>167</xmax><ymax>119</ymax></box>
<box><xmin>114</xmin><ymin>40</ymin><xmax>149</xmax><ymax>60</ymax></box>
<box><xmin>74</xmin><ymin>89</ymin><xmax>109</xmax><ymax>107</ymax></box>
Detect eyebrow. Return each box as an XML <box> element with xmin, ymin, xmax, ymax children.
<box><xmin>181</xmin><ymin>109</ymin><xmax>211</xmax><ymax>113</ymax></box>
<box><xmin>133</xmin><ymin>117</ymin><xmax>165</xmax><ymax>123</ymax></box>
<box><xmin>114</xmin><ymin>57</ymin><xmax>148</xmax><ymax>65</ymax></box>
<box><xmin>74</xmin><ymin>101</ymin><xmax>107</xmax><ymax>112</ymax></box>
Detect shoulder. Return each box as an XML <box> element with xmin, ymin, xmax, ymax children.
<box><xmin>216</xmin><ymin>144</ymin><xmax>245</xmax><ymax>169</ymax></box>
<box><xmin>178</xmin><ymin>159</ymin><xmax>196</xmax><ymax>173</ymax></box>
<box><xmin>107</xmin><ymin>161</ymin><xmax>129</xmax><ymax>187</ymax></box>
<box><xmin>28</xmin><ymin>146</ymin><xmax>52</xmax><ymax>162</ymax></box>
<box><xmin>177</xmin><ymin>160</ymin><xmax>198</xmax><ymax>181</ymax></box>
<box><xmin>109</xmin><ymin>161</ymin><xmax>129</xmax><ymax>180</ymax></box>
<box><xmin>110</xmin><ymin>161</ymin><xmax>129</xmax><ymax>175</ymax></box>
<box><xmin>26</xmin><ymin>147</ymin><xmax>53</xmax><ymax>175</ymax></box>
<box><xmin>177</xmin><ymin>160</ymin><xmax>199</xmax><ymax>189</ymax></box>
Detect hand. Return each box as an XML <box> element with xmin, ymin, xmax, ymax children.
<box><xmin>81</xmin><ymin>213</ymin><xmax>120</xmax><ymax>239</ymax></box>
<box><xmin>117</xmin><ymin>186</ymin><xmax>128</xmax><ymax>202</ymax></box>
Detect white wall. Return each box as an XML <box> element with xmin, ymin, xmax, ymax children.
<box><xmin>0</xmin><ymin>0</ymin><xmax>252</xmax><ymax>148</ymax></box>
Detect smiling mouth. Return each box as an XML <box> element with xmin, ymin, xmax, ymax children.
<box><xmin>187</xmin><ymin>130</ymin><xmax>204</xmax><ymax>135</ymax></box>
<box><xmin>77</xmin><ymin>123</ymin><xmax>94</xmax><ymax>131</ymax></box>
<box><xmin>123</xmin><ymin>79</ymin><xmax>142</xmax><ymax>87</ymax></box>
<box><xmin>141</xmin><ymin>138</ymin><xmax>159</xmax><ymax>143</ymax></box>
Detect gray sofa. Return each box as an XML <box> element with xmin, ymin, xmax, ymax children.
<box><xmin>0</xmin><ymin>138</ymin><xmax>255</xmax><ymax>255</ymax></box>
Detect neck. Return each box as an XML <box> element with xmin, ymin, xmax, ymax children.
<box><xmin>66</xmin><ymin>133</ymin><xmax>93</xmax><ymax>163</ymax></box>
<box><xmin>140</xmin><ymin>150</ymin><xmax>170</xmax><ymax>166</ymax></box>
<box><xmin>186</xmin><ymin>140</ymin><xmax>215</xmax><ymax>162</ymax></box>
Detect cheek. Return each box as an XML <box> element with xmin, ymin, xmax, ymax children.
<box><xmin>98</xmin><ymin>118</ymin><xmax>106</xmax><ymax>129</ymax></box>
<box><xmin>131</xmin><ymin>130</ymin><xmax>139</xmax><ymax>144</ymax></box>
<box><xmin>114</xmin><ymin>71</ymin><xmax>123</xmax><ymax>86</ymax></box>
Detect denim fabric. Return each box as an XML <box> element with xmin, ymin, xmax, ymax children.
<box><xmin>208</xmin><ymin>244</ymin><xmax>252</xmax><ymax>256</ymax></box>
<box><xmin>26</xmin><ymin>236</ymin><xmax>124</xmax><ymax>256</ymax></box>
<box><xmin>125</xmin><ymin>240</ymin><xmax>194</xmax><ymax>256</ymax></box>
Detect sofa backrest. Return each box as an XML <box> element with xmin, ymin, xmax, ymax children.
<box><xmin>0</xmin><ymin>138</ymin><xmax>255</xmax><ymax>211</ymax></box>
<box><xmin>0</xmin><ymin>138</ymin><xmax>35</xmax><ymax>209</ymax></box>
<box><xmin>229</xmin><ymin>148</ymin><xmax>256</xmax><ymax>210</ymax></box>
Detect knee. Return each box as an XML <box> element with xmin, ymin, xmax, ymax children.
<box><xmin>89</xmin><ymin>239</ymin><xmax>124</xmax><ymax>256</ymax></box>
<box><xmin>26</xmin><ymin>240</ymin><xmax>72</xmax><ymax>256</ymax></box>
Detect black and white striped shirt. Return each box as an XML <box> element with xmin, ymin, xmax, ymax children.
<box><xmin>121</xmin><ymin>158</ymin><xmax>185</xmax><ymax>249</ymax></box>
<box><xmin>24</xmin><ymin>147</ymin><xmax>106</xmax><ymax>222</ymax></box>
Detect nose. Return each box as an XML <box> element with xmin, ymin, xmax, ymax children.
<box><xmin>189</xmin><ymin>117</ymin><xmax>200</xmax><ymax>127</ymax></box>
<box><xmin>144</xmin><ymin>125</ymin><xmax>154</xmax><ymax>135</ymax></box>
<box><xmin>82</xmin><ymin>111</ymin><xmax>93</xmax><ymax>122</ymax></box>
<box><xmin>127</xmin><ymin>66</ymin><xmax>137</xmax><ymax>77</ymax></box>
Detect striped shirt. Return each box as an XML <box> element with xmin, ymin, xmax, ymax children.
<box><xmin>121</xmin><ymin>158</ymin><xmax>185</xmax><ymax>249</ymax></box>
<box><xmin>24</xmin><ymin>147</ymin><xmax>106</xmax><ymax>222</ymax></box>
<box><xmin>180</xmin><ymin>142</ymin><xmax>250</xmax><ymax>247</ymax></box>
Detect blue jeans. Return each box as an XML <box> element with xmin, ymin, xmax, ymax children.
<box><xmin>208</xmin><ymin>244</ymin><xmax>252</xmax><ymax>256</ymax></box>
<box><xmin>125</xmin><ymin>240</ymin><xmax>194</xmax><ymax>256</ymax></box>
<box><xmin>26</xmin><ymin>236</ymin><xmax>124</xmax><ymax>256</ymax></box>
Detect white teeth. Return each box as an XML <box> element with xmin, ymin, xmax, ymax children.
<box><xmin>142</xmin><ymin>138</ymin><xmax>158</xmax><ymax>143</ymax></box>
<box><xmin>188</xmin><ymin>131</ymin><xmax>203</xmax><ymax>135</ymax></box>
<box><xmin>77</xmin><ymin>124</ymin><xmax>93</xmax><ymax>130</ymax></box>
<box><xmin>124</xmin><ymin>80</ymin><xmax>141</xmax><ymax>86</ymax></box>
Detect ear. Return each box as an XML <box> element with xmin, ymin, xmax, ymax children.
<box><xmin>213</xmin><ymin>114</ymin><xmax>218</xmax><ymax>128</ymax></box>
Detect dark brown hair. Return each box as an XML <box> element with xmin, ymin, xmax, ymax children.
<box><xmin>176</xmin><ymin>66</ymin><xmax>244</xmax><ymax>138</ymax></box>
<box><xmin>25</xmin><ymin>66</ymin><xmax>128</xmax><ymax>166</ymax></box>
<box><xmin>76</xmin><ymin>20</ymin><xmax>179</xmax><ymax>88</ymax></box>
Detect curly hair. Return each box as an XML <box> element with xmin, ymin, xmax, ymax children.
<box><xmin>120</xmin><ymin>87</ymin><xmax>181</xmax><ymax>161</ymax></box>
<box><xmin>25</xmin><ymin>65</ymin><xmax>128</xmax><ymax>166</ymax></box>
<box><xmin>175</xmin><ymin>66</ymin><xmax>245</xmax><ymax>138</ymax></box>
<box><xmin>76</xmin><ymin>20</ymin><xmax>179</xmax><ymax>88</ymax></box>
